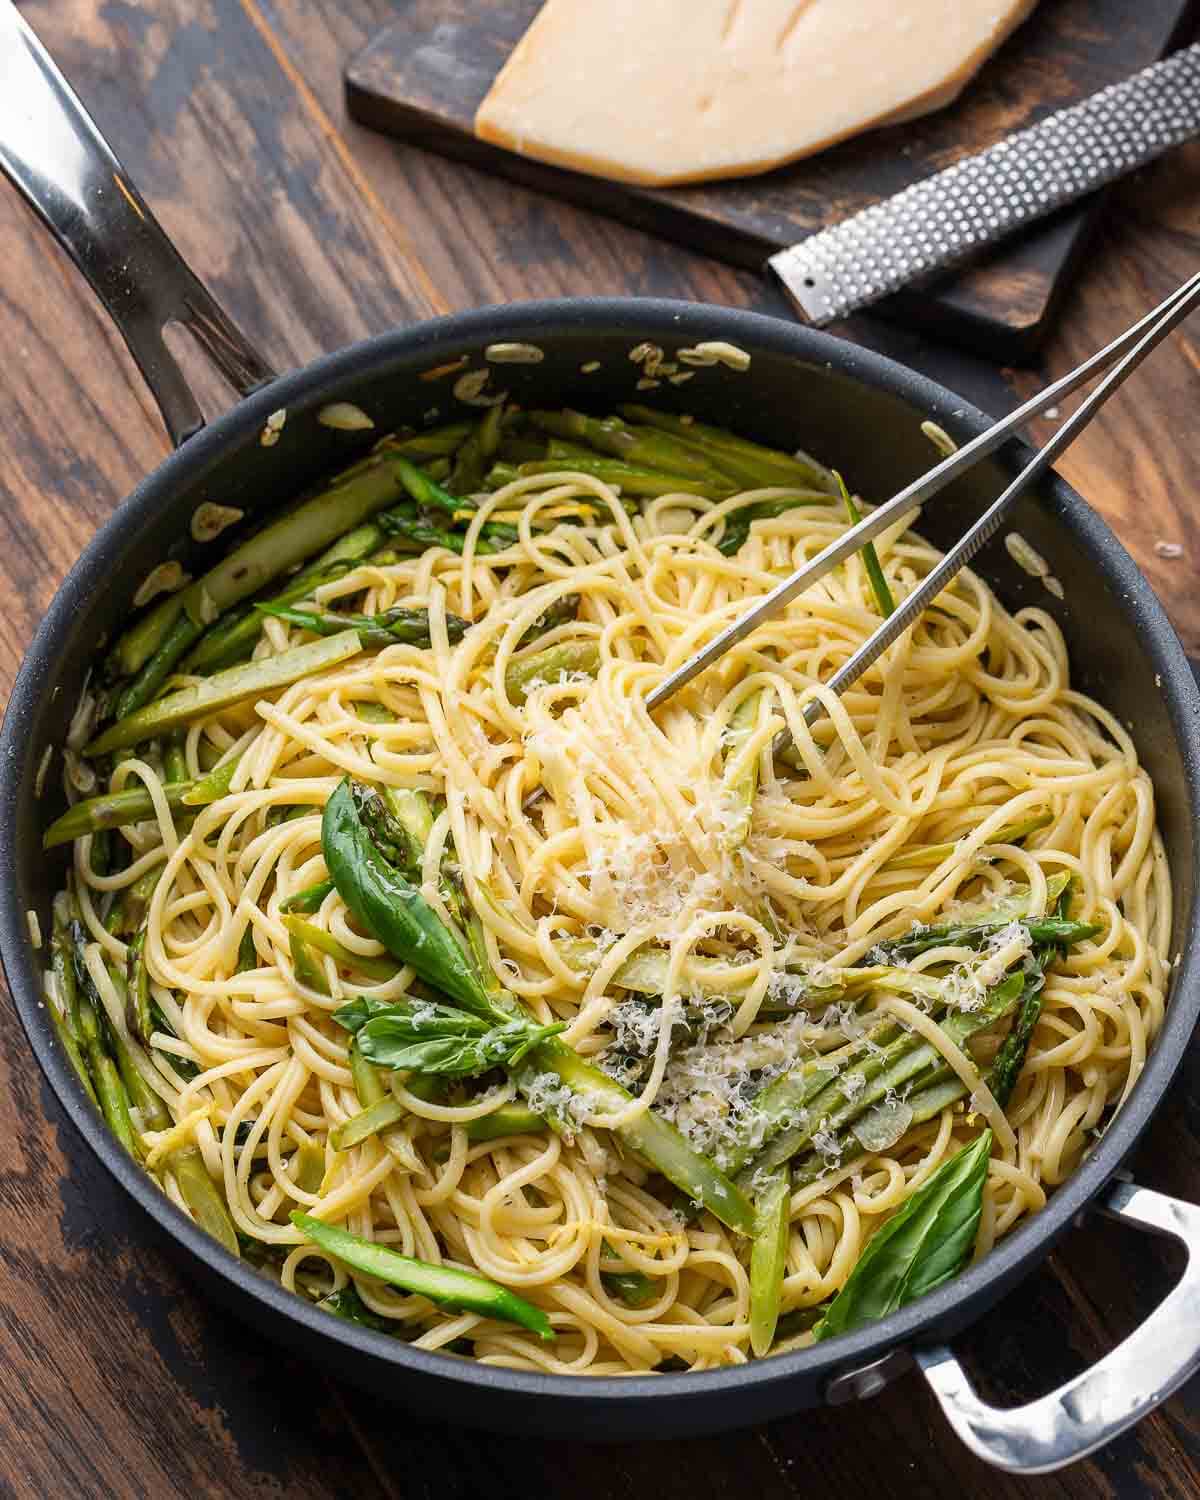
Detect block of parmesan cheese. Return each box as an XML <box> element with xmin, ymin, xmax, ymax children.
<box><xmin>475</xmin><ymin>0</ymin><xmax>1038</xmax><ymax>187</ymax></box>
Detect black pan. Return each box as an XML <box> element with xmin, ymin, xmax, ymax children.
<box><xmin>2</xmin><ymin>6</ymin><xmax>1199</xmax><ymax>1473</ymax></box>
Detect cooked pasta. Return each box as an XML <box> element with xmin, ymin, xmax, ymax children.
<box><xmin>44</xmin><ymin>419</ymin><xmax>1170</xmax><ymax>1373</ymax></box>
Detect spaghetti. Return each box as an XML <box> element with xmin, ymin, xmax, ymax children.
<box><xmin>47</xmin><ymin>454</ymin><xmax>1170</xmax><ymax>1373</ymax></box>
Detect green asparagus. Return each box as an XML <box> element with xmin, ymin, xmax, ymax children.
<box><xmin>43</xmin><ymin>754</ymin><xmax>242</xmax><ymax>848</ymax></box>
<box><xmin>112</xmin><ymin>451</ymin><xmax>410</xmax><ymax>682</ymax></box>
<box><xmin>87</xmin><ymin>633</ymin><xmax>363</xmax><ymax>756</ymax></box>
<box><xmin>257</xmin><ymin>601</ymin><xmax>469</xmax><ymax>650</ymax></box>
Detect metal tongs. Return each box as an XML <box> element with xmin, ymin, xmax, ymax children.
<box><xmin>647</xmin><ymin>272</ymin><xmax>1200</xmax><ymax>729</ymax></box>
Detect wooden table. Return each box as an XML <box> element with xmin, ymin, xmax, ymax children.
<box><xmin>2</xmin><ymin>3</ymin><xmax>1200</xmax><ymax>1495</ymax></box>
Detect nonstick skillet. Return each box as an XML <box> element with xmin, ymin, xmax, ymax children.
<box><xmin>1</xmin><ymin>2</ymin><xmax>1199</xmax><ymax>1472</ymax></box>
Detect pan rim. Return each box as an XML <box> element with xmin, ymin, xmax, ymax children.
<box><xmin>3</xmin><ymin>295</ymin><xmax>1198</xmax><ymax>1411</ymax></box>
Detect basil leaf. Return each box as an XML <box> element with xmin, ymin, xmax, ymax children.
<box><xmin>322</xmin><ymin>778</ymin><xmax>491</xmax><ymax>1014</ymax></box>
<box><xmin>358</xmin><ymin>1015</ymin><xmax>566</xmax><ymax>1077</ymax></box>
<box><xmin>318</xmin><ymin>1285</ymin><xmax>398</xmax><ymax>1334</ymax></box>
<box><xmin>332</xmin><ymin>996</ymin><xmax>405</xmax><ymax>1035</ymax></box>
<box><xmin>813</xmin><ymin>1130</ymin><xmax>992</xmax><ymax>1341</ymax></box>
<box><xmin>342</xmin><ymin>998</ymin><xmax>492</xmax><ymax>1040</ymax></box>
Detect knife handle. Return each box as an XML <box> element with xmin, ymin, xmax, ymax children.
<box><xmin>771</xmin><ymin>44</ymin><xmax>1200</xmax><ymax>327</ymax></box>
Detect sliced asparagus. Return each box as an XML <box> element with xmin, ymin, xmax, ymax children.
<box><xmin>505</xmin><ymin>641</ymin><xmax>600</xmax><ymax>705</ymax></box>
<box><xmin>517</xmin><ymin>458</ymin><xmax>734</xmax><ymax>501</ymax></box>
<box><xmin>184</xmin><ymin>522</ymin><xmax>385</xmax><ymax>674</ymax></box>
<box><xmin>465</xmin><ymin>1102</ymin><xmax>546</xmax><ymax>1142</ymax></box>
<box><xmin>44</xmin><ymin>754</ymin><xmax>242</xmax><ymax>847</ymax></box>
<box><xmin>87</xmin><ymin>633</ymin><xmax>363</xmax><ymax>756</ymax></box>
<box><xmin>749</xmin><ymin>1166</ymin><xmax>791</xmax><ymax>1357</ymax></box>
<box><xmin>838</xmin><ymin>475</ymin><xmax>895</xmax><ymax>619</ymax></box>
<box><xmin>618</xmin><ymin>406</ymin><xmax>838</xmax><ymax>493</ymax></box>
<box><xmin>885</xmin><ymin>811</ymin><xmax>1053</xmax><ymax>871</ymax></box>
<box><xmin>113</xmin><ymin>452</ymin><xmax>408</xmax><ymax>680</ymax></box>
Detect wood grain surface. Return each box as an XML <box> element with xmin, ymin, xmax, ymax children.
<box><xmin>343</xmin><ymin>0</ymin><xmax>1195</xmax><ymax>359</ymax></box>
<box><xmin>1</xmin><ymin>2</ymin><xmax>1200</xmax><ymax>1496</ymax></box>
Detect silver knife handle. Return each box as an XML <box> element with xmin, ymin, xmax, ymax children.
<box><xmin>770</xmin><ymin>44</ymin><xmax>1200</xmax><ymax>326</ymax></box>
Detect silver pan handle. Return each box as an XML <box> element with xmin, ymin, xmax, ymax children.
<box><xmin>0</xmin><ymin>2</ymin><xmax>275</xmax><ymax>446</ymax></box>
<box><xmin>916</xmin><ymin>1181</ymin><xmax>1200</xmax><ymax>1474</ymax></box>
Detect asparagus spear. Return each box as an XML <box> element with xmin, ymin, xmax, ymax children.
<box><xmin>749</xmin><ymin>1166</ymin><xmax>791</xmax><ymax>1357</ymax></box>
<box><xmin>465</xmin><ymin>1102</ymin><xmax>546</xmax><ymax>1142</ymax></box>
<box><xmin>986</xmin><ymin>886</ymin><xmax>1073</xmax><ymax>1109</ymax></box>
<box><xmin>376</xmin><ymin>510</ymin><xmax>508</xmax><ymax>556</ymax></box>
<box><xmin>330</xmin><ymin>1036</ymin><xmax>407</xmax><ymax>1151</ymax></box>
<box><xmin>987</xmin><ymin>979</ymin><xmax>1045</xmax><ymax>1110</ymax></box>
<box><xmin>87</xmin><ymin>633</ymin><xmax>363</xmax><ymax>756</ymax></box>
<box><xmin>529</xmin><ymin>410</ymin><xmax>723</xmax><ymax>482</ymax></box>
<box><xmin>257</xmin><ymin>602</ymin><xmax>469</xmax><ymax>650</ymax></box>
<box><xmin>389</xmin><ymin>422</ymin><xmax>475</xmax><ymax>461</ymax></box>
<box><xmin>44</xmin><ymin>754</ymin><xmax>242</xmax><ymax>848</ymax></box>
<box><xmin>721</xmin><ymin>691</ymin><xmax>765</xmax><ymax>851</ymax></box>
<box><xmin>162</xmin><ymin>732</ymin><xmax>188</xmax><ymax>786</ymax></box>
<box><xmin>484</xmin><ymin>462</ymin><xmax>520</xmax><ymax>490</ymax></box>
<box><xmin>69</xmin><ymin>926</ymin><xmax>137</xmax><ymax>1155</ymax></box>
<box><xmin>618</xmin><ymin>406</ymin><xmax>838</xmax><ymax>493</ymax></box>
<box><xmin>331</xmin><ymin>1095</ymin><xmax>406</xmax><ymax>1151</ymax></box>
<box><xmin>838</xmin><ymin>475</ymin><xmax>895</xmax><ymax>618</ymax></box>
<box><xmin>281</xmin><ymin>916</ymin><xmax>400</xmax><ymax>983</ymax></box>
<box><xmin>510</xmin><ymin>1040</ymin><xmax>755</xmax><ymax>1234</ymax></box>
<box><xmin>769</xmin><ymin>936</ymin><xmax>1062</xmax><ymax>1194</ymax></box>
<box><xmin>333</xmin><ymin>1028</ymin><xmax>446</xmax><ymax>1150</ymax></box>
<box><xmin>876</xmin><ymin>908</ymin><xmax>1096</xmax><ymax>963</ymax></box>
<box><xmin>290</xmin><ymin>1142</ymin><xmax>327</xmax><ymax>1195</ymax></box>
<box><xmin>292</xmin><ymin>1212</ymin><xmax>554</xmax><ymax>1339</ymax></box>
<box><xmin>394</xmin><ymin>455</ymin><xmax>473</xmax><ymax>518</ymax></box>
<box><xmin>95</xmin><ymin>981</ymin><xmax>241</xmax><ymax>1256</ymax></box>
<box><xmin>126</xmin><ymin>929</ymin><xmax>154</xmax><ymax>1045</ymax></box>
<box><xmin>183</xmin><ymin>522</ymin><xmax>386</xmax><ymax>674</ymax></box>
<box><xmin>445</xmin><ymin>407</ymin><xmax>504</xmax><ymax>497</ymax></box>
<box><xmin>112</xmin><ymin>452</ymin><xmax>410</xmax><ymax>681</ymax></box>
<box><xmin>279</xmin><ymin>879</ymin><xmax>335</xmax><ymax>915</ymax></box>
<box><xmin>885</xmin><ymin>810</ymin><xmax>1053</xmax><ymax>871</ymax></box>
<box><xmin>49</xmin><ymin>894</ymin><xmax>98</xmax><ymax>1105</ymax></box>
<box><xmin>115</xmin><ymin>611</ymin><xmax>205</xmax><ymax>721</ymax></box>
<box><xmin>290</xmin><ymin>928</ymin><xmax>331</xmax><ymax>995</ymax></box>
<box><xmin>517</xmin><ymin>457</ymin><xmax>734</xmax><ymax>501</ymax></box>
<box><xmin>170</xmin><ymin>1147</ymin><xmax>241</xmax><ymax>1256</ymax></box>
<box><xmin>738</xmin><ymin>973</ymin><xmax>1025</xmax><ymax>1182</ymax></box>
<box><xmin>350</xmin><ymin>1036</ymin><xmax>385</xmax><ymax>1108</ymax></box>
<box><xmin>505</xmin><ymin>641</ymin><xmax>600</xmax><ymax>705</ymax></box>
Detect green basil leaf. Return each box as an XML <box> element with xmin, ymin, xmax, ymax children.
<box><xmin>318</xmin><ymin>1285</ymin><xmax>398</xmax><ymax>1334</ymax></box>
<box><xmin>332</xmin><ymin>996</ymin><xmax>403</xmax><ymax>1034</ymax></box>
<box><xmin>814</xmin><ymin>1130</ymin><xmax>992</xmax><ymax>1342</ymax></box>
<box><xmin>358</xmin><ymin>1015</ymin><xmax>566</xmax><ymax>1077</ymax></box>
<box><xmin>322</xmin><ymin>778</ymin><xmax>491</xmax><ymax>1014</ymax></box>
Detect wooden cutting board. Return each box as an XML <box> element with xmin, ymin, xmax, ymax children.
<box><xmin>345</xmin><ymin>0</ymin><xmax>1194</xmax><ymax>359</ymax></box>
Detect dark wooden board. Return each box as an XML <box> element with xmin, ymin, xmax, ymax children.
<box><xmin>3</xmin><ymin>0</ymin><xmax>1200</xmax><ymax>1493</ymax></box>
<box><xmin>345</xmin><ymin>0</ymin><xmax>1194</xmax><ymax>360</ymax></box>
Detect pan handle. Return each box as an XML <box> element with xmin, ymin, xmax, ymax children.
<box><xmin>0</xmin><ymin>2</ymin><xmax>275</xmax><ymax>447</ymax></box>
<box><xmin>916</xmin><ymin>1180</ymin><xmax>1200</xmax><ymax>1474</ymax></box>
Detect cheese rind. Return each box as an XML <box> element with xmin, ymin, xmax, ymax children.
<box><xmin>474</xmin><ymin>0</ymin><xmax>1038</xmax><ymax>187</ymax></box>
